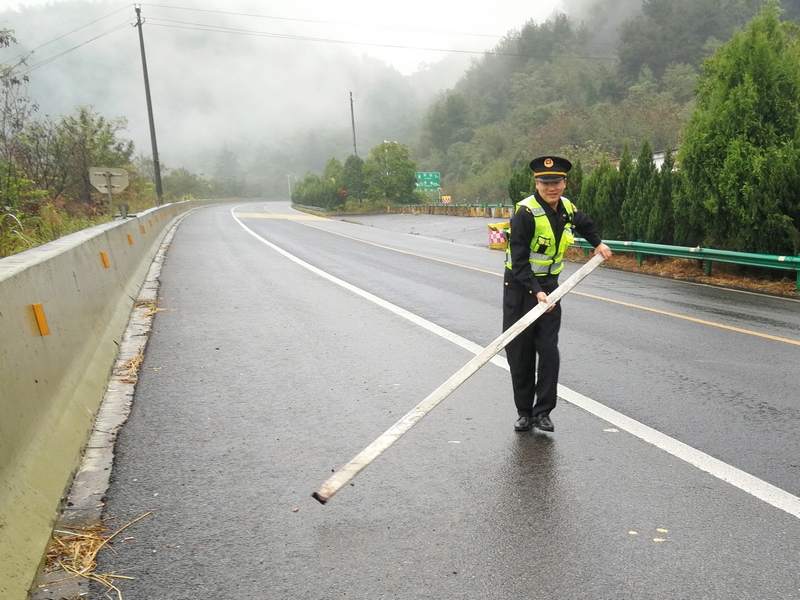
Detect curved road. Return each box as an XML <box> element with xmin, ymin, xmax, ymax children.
<box><xmin>95</xmin><ymin>200</ymin><xmax>800</xmax><ymax>599</ymax></box>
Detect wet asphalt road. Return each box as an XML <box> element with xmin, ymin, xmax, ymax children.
<box><xmin>95</xmin><ymin>200</ymin><xmax>800</xmax><ymax>599</ymax></box>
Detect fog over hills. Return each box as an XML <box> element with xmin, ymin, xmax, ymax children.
<box><xmin>0</xmin><ymin>0</ymin><xmax>642</xmax><ymax>192</ymax></box>
<box><xmin>0</xmin><ymin>2</ymin><xmax>475</xmax><ymax>187</ymax></box>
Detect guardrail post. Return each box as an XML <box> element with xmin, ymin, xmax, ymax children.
<box><xmin>634</xmin><ymin>239</ymin><xmax>643</xmax><ymax>266</ymax></box>
<box><xmin>705</xmin><ymin>260</ymin><xmax>713</xmax><ymax>276</ymax></box>
<box><xmin>796</xmin><ymin>268</ymin><xmax>799</xmax><ymax>291</ymax></box>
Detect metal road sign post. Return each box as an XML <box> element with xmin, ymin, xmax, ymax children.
<box><xmin>415</xmin><ymin>171</ymin><xmax>441</xmax><ymax>192</ymax></box>
<box><xmin>89</xmin><ymin>168</ymin><xmax>129</xmax><ymax>216</ymax></box>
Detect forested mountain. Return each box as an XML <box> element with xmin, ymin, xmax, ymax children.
<box><xmin>415</xmin><ymin>0</ymin><xmax>800</xmax><ymax>204</ymax></box>
<box><xmin>616</xmin><ymin>0</ymin><xmax>800</xmax><ymax>80</ymax></box>
<box><xmin>3</xmin><ymin>0</ymin><xmax>800</xmax><ymax>258</ymax></box>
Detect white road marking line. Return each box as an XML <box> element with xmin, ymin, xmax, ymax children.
<box><xmin>558</xmin><ymin>387</ymin><xmax>800</xmax><ymax>519</ymax></box>
<box><xmin>231</xmin><ymin>206</ymin><xmax>800</xmax><ymax>520</ymax></box>
<box><xmin>231</xmin><ymin>206</ymin><xmax>507</xmax><ymax>368</ymax></box>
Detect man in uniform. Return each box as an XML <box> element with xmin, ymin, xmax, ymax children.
<box><xmin>504</xmin><ymin>156</ymin><xmax>612</xmax><ymax>432</ymax></box>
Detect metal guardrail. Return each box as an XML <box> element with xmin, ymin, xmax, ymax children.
<box><xmin>573</xmin><ymin>238</ymin><xmax>800</xmax><ymax>291</ymax></box>
<box><xmin>291</xmin><ymin>201</ymin><xmax>799</xmax><ymax>291</ymax></box>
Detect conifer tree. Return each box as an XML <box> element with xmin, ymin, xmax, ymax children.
<box><xmin>621</xmin><ymin>140</ymin><xmax>657</xmax><ymax>240</ymax></box>
<box><xmin>583</xmin><ymin>156</ymin><xmax>618</xmax><ymax>238</ymax></box>
<box><xmin>646</xmin><ymin>149</ymin><xmax>676</xmax><ymax>244</ymax></box>
<box><xmin>342</xmin><ymin>154</ymin><xmax>366</xmax><ymax>199</ymax></box>
<box><xmin>507</xmin><ymin>168</ymin><xmax>532</xmax><ymax>204</ymax></box>
<box><xmin>605</xmin><ymin>142</ymin><xmax>633</xmax><ymax>239</ymax></box>
<box><xmin>577</xmin><ymin>160</ymin><xmax>600</xmax><ymax>219</ymax></box>
<box><xmin>679</xmin><ymin>2</ymin><xmax>800</xmax><ymax>253</ymax></box>
<box><xmin>566</xmin><ymin>160</ymin><xmax>584</xmax><ymax>206</ymax></box>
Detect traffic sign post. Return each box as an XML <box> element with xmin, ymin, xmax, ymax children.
<box><xmin>415</xmin><ymin>171</ymin><xmax>441</xmax><ymax>192</ymax></box>
<box><xmin>89</xmin><ymin>168</ymin><xmax>129</xmax><ymax>216</ymax></box>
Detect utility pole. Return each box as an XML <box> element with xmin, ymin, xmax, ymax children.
<box><xmin>350</xmin><ymin>92</ymin><xmax>358</xmax><ymax>157</ymax></box>
<box><xmin>135</xmin><ymin>5</ymin><xmax>163</xmax><ymax>206</ymax></box>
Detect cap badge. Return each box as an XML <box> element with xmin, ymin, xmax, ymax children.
<box><xmin>544</xmin><ymin>158</ymin><xmax>554</xmax><ymax>168</ymax></box>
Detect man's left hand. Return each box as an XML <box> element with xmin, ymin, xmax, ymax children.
<box><xmin>593</xmin><ymin>243</ymin><xmax>612</xmax><ymax>260</ymax></box>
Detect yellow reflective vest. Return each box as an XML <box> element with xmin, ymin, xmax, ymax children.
<box><xmin>505</xmin><ymin>195</ymin><xmax>575</xmax><ymax>276</ymax></box>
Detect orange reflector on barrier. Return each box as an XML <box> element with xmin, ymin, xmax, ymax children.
<box><xmin>32</xmin><ymin>303</ymin><xmax>50</xmax><ymax>336</ymax></box>
<box><xmin>100</xmin><ymin>252</ymin><xmax>110</xmax><ymax>268</ymax></box>
<box><xmin>127</xmin><ymin>233</ymin><xmax>134</xmax><ymax>245</ymax></box>
<box><xmin>141</xmin><ymin>225</ymin><xmax>146</xmax><ymax>234</ymax></box>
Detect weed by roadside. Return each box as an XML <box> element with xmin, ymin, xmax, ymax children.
<box><xmin>40</xmin><ymin>512</ymin><xmax>152</xmax><ymax>600</ymax></box>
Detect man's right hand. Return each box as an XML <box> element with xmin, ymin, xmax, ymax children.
<box><xmin>536</xmin><ymin>291</ymin><xmax>556</xmax><ymax>313</ymax></box>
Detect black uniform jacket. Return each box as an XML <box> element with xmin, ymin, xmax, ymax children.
<box><xmin>504</xmin><ymin>192</ymin><xmax>603</xmax><ymax>295</ymax></box>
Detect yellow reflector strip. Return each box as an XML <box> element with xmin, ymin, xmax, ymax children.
<box><xmin>32</xmin><ymin>303</ymin><xmax>50</xmax><ymax>336</ymax></box>
<box><xmin>100</xmin><ymin>252</ymin><xmax>110</xmax><ymax>268</ymax></box>
<box><xmin>127</xmin><ymin>234</ymin><xmax>134</xmax><ymax>245</ymax></box>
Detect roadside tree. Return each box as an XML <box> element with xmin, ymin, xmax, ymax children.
<box><xmin>621</xmin><ymin>140</ymin><xmax>657</xmax><ymax>240</ymax></box>
<box><xmin>163</xmin><ymin>168</ymin><xmax>211</xmax><ymax>200</ymax></box>
<box><xmin>507</xmin><ymin>168</ymin><xmax>531</xmax><ymax>204</ymax></box>
<box><xmin>58</xmin><ymin>107</ymin><xmax>134</xmax><ymax>206</ymax></box>
<box><xmin>342</xmin><ymin>154</ymin><xmax>366</xmax><ymax>199</ymax></box>
<box><xmin>363</xmin><ymin>142</ymin><xmax>418</xmax><ymax>204</ymax></box>
<box><xmin>646</xmin><ymin>149</ymin><xmax>677</xmax><ymax>244</ymax></box>
<box><xmin>679</xmin><ymin>2</ymin><xmax>800</xmax><ymax>254</ymax></box>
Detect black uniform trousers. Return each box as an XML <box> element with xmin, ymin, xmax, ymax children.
<box><xmin>502</xmin><ymin>274</ymin><xmax>561</xmax><ymax>418</ymax></box>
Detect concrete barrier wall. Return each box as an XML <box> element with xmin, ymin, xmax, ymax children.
<box><xmin>0</xmin><ymin>199</ymin><xmax>224</xmax><ymax>598</ymax></box>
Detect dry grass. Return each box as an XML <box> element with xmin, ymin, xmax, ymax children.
<box><xmin>134</xmin><ymin>299</ymin><xmax>172</xmax><ymax>318</ymax></box>
<box><xmin>42</xmin><ymin>512</ymin><xmax>152</xmax><ymax>599</ymax></box>
<box><xmin>116</xmin><ymin>348</ymin><xmax>144</xmax><ymax>385</ymax></box>
<box><xmin>565</xmin><ymin>248</ymin><xmax>799</xmax><ymax>298</ymax></box>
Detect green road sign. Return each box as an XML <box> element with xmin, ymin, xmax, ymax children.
<box><xmin>415</xmin><ymin>171</ymin><xmax>441</xmax><ymax>191</ymax></box>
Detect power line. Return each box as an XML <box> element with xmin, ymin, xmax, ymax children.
<box><xmin>140</xmin><ymin>3</ymin><xmax>619</xmax><ymax>49</ymax></box>
<box><xmin>144</xmin><ymin>19</ymin><xmax>511</xmax><ymax>56</ymax></box>
<box><xmin>145</xmin><ymin>18</ymin><xmax>616</xmax><ymax>61</ymax></box>
<box><xmin>20</xmin><ymin>19</ymin><xmax>133</xmax><ymax>76</ymax></box>
<box><xmin>141</xmin><ymin>3</ymin><xmax>507</xmax><ymax>40</ymax></box>
<box><xmin>8</xmin><ymin>6</ymin><xmax>616</xmax><ymax>76</ymax></box>
<box><xmin>5</xmin><ymin>4</ymin><xmax>134</xmax><ymax>64</ymax></box>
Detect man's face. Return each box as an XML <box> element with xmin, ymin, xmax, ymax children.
<box><xmin>534</xmin><ymin>177</ymin><xmax>567</xmax><ymax>206</ymax></box>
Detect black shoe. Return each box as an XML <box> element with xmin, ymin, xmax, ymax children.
<box><xmin>514</xmin><ymin>416</ymin><xmax>534</xmax><ymax>431</ymax></box>
<box><xmin>533</xmin><ymin>414</ymin><xmax>554</xmax><ymax>432</ymax></box>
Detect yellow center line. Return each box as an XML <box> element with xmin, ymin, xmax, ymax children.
<box><xmin>301</xmin><ymin>221</ymin><xmax>501</xmax><ymax>276</ymax></box>
<box><xmin>260</xmin><ymin>213</ymin><xmax>800</xmax><ymax>348</ymax></box>
<box><xmin>572</xmin><ymin>292</ymin><xmax>800</xmax><ymax>346</ymax></box>
<box><xmin>234</xmin><ymin>213</ymin><xmax>326</xmax><ymax>220</ymax></box>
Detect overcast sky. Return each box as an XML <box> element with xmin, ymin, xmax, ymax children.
<box><xmin>1</xmin><ymin>0</ymin><xmax>564</xmax><ymax>74</ymax></box>
<box><xmin>0</xmin><ymin>0</ymin><xmax>584</xmax><ymax>178</ymax></box>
